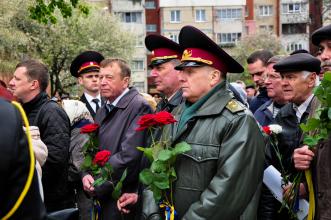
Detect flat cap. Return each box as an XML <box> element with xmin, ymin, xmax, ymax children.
<box><xmin>273</xmin><ymin>53</ymin><xmax>321</xmax><ymax>74</ymax></box>
<box><xmin>70</xmin><ymin>51</ymin><xmax>104</xmax><ymax>77</ymax></box>
<box><xmin>145</xmin><ymin>34</ymin><xmax>182</xmax><ymax>68</ymax></box>
<box><xmin>175</xmin><ymin>26</ymin><xmax>243</xmax><ymax>73</ymax></box>
<box><xmin>312</xmin><ymin>24</ymin><xmax>331</xmax><ymax>46</ymax></box>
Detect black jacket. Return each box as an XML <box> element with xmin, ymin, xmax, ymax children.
<box><xmin>0</xmin><ymin>99</ymin><xmax>46</xmax><ymax>219</ymax></box>
<box><xmin>258</xmin><ymin>98</ymin><xmax>315</xmax><ymax>220</ymax></box>
<box><xmin>23</xmin><ymin>92</ymin><xmax>72</xmax><ymax>212</ymax></box>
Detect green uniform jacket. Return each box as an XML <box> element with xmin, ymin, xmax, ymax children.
<box><xmin>165</xmin><ymin>82</ymin><xmax>266</xmax><ymax>220</ymax></box>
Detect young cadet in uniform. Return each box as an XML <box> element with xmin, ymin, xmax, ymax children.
<box><xmin>70</xmin><ymin>51</ymin><xmax>104</xmax><ymax>119</ymax></box>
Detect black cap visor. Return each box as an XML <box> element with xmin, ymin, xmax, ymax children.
<box><xmin>174</xmin><ymin>61</ymin><xmax>208</xmax><ymax>70</ymax></box>
<box><xmin>148</xmin><ymin>58</ymin><xmax>176</xmax><ymax>68</ymax></box>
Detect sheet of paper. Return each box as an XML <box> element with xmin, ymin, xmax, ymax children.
<box><xmin>263</xmin><ymin>165</ymin><xmax>309</xmax><ymax>220</ymax></box>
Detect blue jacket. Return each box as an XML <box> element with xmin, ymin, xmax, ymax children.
<box><xmin>254</xmin><ymin>100</ymin><xmax>274</xmax><ymax>126</ymax></box>
<box><xmin>249</xmin><ymin>88</ymin><xmax>270</xmax><ymax>114</ymax></box>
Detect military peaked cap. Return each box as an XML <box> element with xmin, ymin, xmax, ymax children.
<box><xmin>174</xmin><ymin>25</ymin><xmax>244</xmax><ymax>73</ymax></box>
<box><xmin>70</xmin><ymin>51</ymin><xmax>104</xmax><ymax>77</ymax></box>
<box><xmin>145</xmin><ymin>34</ymin><xmax>182</xmax><ymax>68</ymax></box>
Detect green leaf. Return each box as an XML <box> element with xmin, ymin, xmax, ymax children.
<box><xmin>120</xmin><ymin>169</ymin><xmax>128</xmax><ymax>182</ymax></box>
<box><xmin>112</xmin><ymin>182</ymin><xmax>123</xmax><ymax>200</ymax></box>
<box><xmin>93</xmin><ymin>177</ymin><xmax>107</xmax><ymax>187</ymax></box>
<box><xmin>81</xmin><ymin>155</ymin><xmax>92</xmax><ymax>169</ymax></box>
<box><xmin>169</xmin><ymin>167</ymin><xmax>177</xmax><ymax>182</ymax></box>
<box><xmin>323</xmin><ymin>72</ymin><xmax>331</xmax><ymax>82</ymax></box>
<box><xmin>300</xmin><ymin>118</ymin><xmax>320</xmax><ymax>132</ymax></box>
<box><xmin>153</xmin><ymin>173</ymin><xmax>169</xmax><ymax>189</ymax></box>
<box><xmin>151</xmin><ymin>160</ymin><xmax>167</xmax><ymax>173</ymax></box>
<box><xmin>139</xmin><ymin>169</ymin><xmax>153</xmax><ymax>185</ymax></box>
<box><xmin>151</xmin><ymin>185</ymin><xmax>162</xmax><ymax>202</ymax></box>
<box><xmin>172</xmin><ymin>142</ymin><xmax>191</xmax><ymax>155</ymax></box>
<box><xmin>303</xmin><ymin>136</ymin><xmax>319</xmax><ymax>147</ymax></box>
<box><xmin>158</xmin><ymin>149</ymin><xmax>172</xmax><ymax>161</ymax></box>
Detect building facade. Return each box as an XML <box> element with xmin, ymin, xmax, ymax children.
<box><xmin>159</xmin><ymin>0</ymin><xmax>246</xmax><ymax>47</ymax></box>
<box><xmin>279</xmin><ymin>0</ymin><xmax>309</xmax><ymax>53</ymax></box>
<box><xmin>112</xmin><ymin>0</ymin><xmax>147</xmax><ymax>92</ymax></box>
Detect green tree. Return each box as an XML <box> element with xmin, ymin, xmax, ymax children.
<box><xmin>1</xmin><ymin>0</ymin><xmax>135</xmax><ymax>95</ymax></box>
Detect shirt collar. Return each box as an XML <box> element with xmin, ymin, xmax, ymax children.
<box><xmin>293</xmin><ymin>94</ymin><xmax>314</xmax><ymax>122</ymax></box>
<box><xmin>106</xmin><ymin>88</ymin><xmax>130</xmax><ymax>107</ymax></box>
<box><xmin>84</xmin><ymin>92</ymin><xmax>101</xmax><ymax>104</ymax></box>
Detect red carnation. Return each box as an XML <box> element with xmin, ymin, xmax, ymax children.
<box><xmin>262</xmin><ymin>126</ymin><xmax>271</xmax><ymax>135</ymax></box>
<box><xmin>93</xmin><ymin>150</ymin><xmax>111</xmax><ymax>166</ymax></box>
<box><xmin>136</xmin><ymin>111</ymin><xmax>177</xmax><ymax>131</ymax></box>
<box><xmin>80</xmin><ymin>123</ymin><xmax>99</xmax><ymax>134</ymax></box>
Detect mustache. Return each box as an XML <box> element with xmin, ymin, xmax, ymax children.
<box><xmin>321</xmin><ymin>60</ymin><xmax>331</xmax><ymax>67</ymax></box>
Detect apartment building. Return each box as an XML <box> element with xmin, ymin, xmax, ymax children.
<box><xmin>159</xmin><ymin>0</ymin><xmax>246</xmax><ymax>47</ymax></box>
<box><xmin>280</xmin><ymin>0</ymin><xmax>309</xmax><ymax>53</ymax></box>
<box><xmin>112</xmin><ymin>0</ymin><xmax>148</xmax><ymax>92</ymax></box>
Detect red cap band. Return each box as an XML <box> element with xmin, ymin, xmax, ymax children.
<box><xmin>181</xmin><ymin>48</ymin><xmax>227</xmax><ymax>73</ymax></box>
<box><xmin>78</xmin><ymin>61</ymin><xmax>100</xmax><ymax>73</ymax></box>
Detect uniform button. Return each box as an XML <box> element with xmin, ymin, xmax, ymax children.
<box><xmin>318</xmin><ymin>192</ymin><xmax>324</xmax><ymax>198</ymax></box>
<box><xmin>197</xmin><ymin>156</ymin><xmax>202</xmax><ymax>160</ymax></box>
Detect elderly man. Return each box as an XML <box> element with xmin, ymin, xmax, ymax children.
<box><xmin>160</xmin><ymin>25</ymin><xmax>265</xmax><ymax>220</ymax></box>
<box><xmin>254</xmin><ymin>56</ymin><xmax>288</xmax><ymax>126</ymax></box>
<box><xmin>260</xmin><ymin>53</ymin><xmax>320</xmax><ymax>219</ymax></box>
<box><xmin>70</xmin><ymin>51</ymin><xmax>104</xmax><ymax>119</ymax></box>
<box><xmin>247</xmin><ymin>50</ymin><xmax>274</xmax><ymax>113</ymax></box>
<box><xmin>82</xmin><ymin>58</ymin><xmax>152</xmax><ymax>220</ymax></box>
<box><xmin>8</xmin><ymin>60</ymin><xmax>72</xmax><ymax>212</ymax></box>
<box><xmin>117</xmin><ymin>34</ymin><xmax>184</xmax><ymax>215</ymax></box>
<box><xmin>292</xmin><ymin>24</ymin><xmax>331</xmax><ymax>220</ymax></box>
<box><xmin>145</xmin><ymin>34</ymin><xmax>184</xmax><ymax>112</ymax></box>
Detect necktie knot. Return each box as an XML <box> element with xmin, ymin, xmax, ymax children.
<box><xmin>92</xmin><ymin>98</ymin><xmax>100</xmax><ymax>112</ymax></box>
<box><xmin>106</xmin><ymin>104</ymin><xmax>115</xmax><ymax>113</ymax></box>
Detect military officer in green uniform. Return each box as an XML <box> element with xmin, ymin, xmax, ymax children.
<box><xmin>163</xmin><ymin>25</ymin><xmax>266</xmax><ymax>220</ymax></box>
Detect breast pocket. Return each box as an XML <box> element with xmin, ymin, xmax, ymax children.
<box><xmin>175</xmin><ymin>143</ymin><xmax>220</xmax><ymax>191</ymax></box>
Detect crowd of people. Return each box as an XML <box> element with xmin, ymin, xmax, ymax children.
<box><xmin>1</xmin><ymin>23</ymin><xmax>331</xmax><ymax>220</ymax></box>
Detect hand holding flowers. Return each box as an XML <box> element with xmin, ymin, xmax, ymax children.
<box><xmin>136</xmin><ymin>111</ymin><xmax>191</xmax><ymax>219</ymax></box>
<box><xmin>80</xmin><ymin>123</ymin><xmax>127</xmax><ymax>200</ymax></box>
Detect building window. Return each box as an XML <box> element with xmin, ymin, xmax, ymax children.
<box><xmin>131</xmin><ymin>60</ymin><xmax>144</xmax><ymax>71</ymax></box>
<box><xmin>217</xmin><ymin>33</ymin><xmax>242</xmax><ymax>45</ymax></box>
<box><xmin>170</xmin><ymin>10</ymin><xmax>180</xmax><ymax>23</ymax></box>
<box><xmin>287</xmin><ymin>43</ymin><xmax>304</xmax><ymax>52</ymax></box>
<box><xmin>135</xmin><ymin>35</ymin><xmax>144</xmax><ymax>47</ymax></box>
<box><xmin>282</xmin><ymin>23</ymin><xmax>306</xmax><ymax>34</ymax></box>
<box><xmin>132</xmin><ymin>82</ymin><xmax>145</xmax><ymax>92</ymax></box>
<box><xmin>282</xmin><ymin>3</ymin><xmax>304</xmax><ymax>14</ymax></box>
<box><xmin>259</xmin><ymin>5</ymin><xmax>273</xmax><ymax>16</ymax></box>
<box><xmin>120</xmin><ymin>12</ymin><xmax>142</xmax><ymax>23</ymax></box>
<box><xmin>145</xmin><ymin>1</ymin><xmax>156</xmax><ymax>9</ymax></box>
<box><xmin>268</xmin><ymin>25</ymin><xmax>274</xmax><ymax>32</ymax></box>
<box><xmin>146</xmin><ymin>24</ymin><xmax>157</xmax><ymax>32</ymax></box>
<box><xmin>195</xmin><ymin>9</ymin><xmax>206</xmax><ymax>22</ymax></box>
<box><xmin>217</xmin><ymin>8</ymin><xmax>242</xmax><ymax>20</ymax></box>
<box><xmin>259</xmin><ymin>25</ymin><xmax>267</xmax><ymax>31</ymax></box>
<box><xmin>169</xmin><ymin>34</ymin><xmax>178</xmax><ymax>43</ymax></box>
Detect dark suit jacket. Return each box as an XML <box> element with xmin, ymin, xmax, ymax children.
<box><xmin>80</xmin><ymin>94</ymin><xmax>103</xmax><ymax>119</ymax></box>
<box><xmin>94</xmin><ymin>87</ymin><xmax>152</xmax><ymax>220</ymax></box>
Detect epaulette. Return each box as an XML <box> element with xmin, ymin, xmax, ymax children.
<box><xmin>226</xmin><ymin>99</ymin><xmax>245</xmax><ymax>113</ymax></box>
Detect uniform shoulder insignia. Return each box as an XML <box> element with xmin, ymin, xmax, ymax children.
<box><xmin>226</xmin><ymin>99</ymin><xmax>245</xmax><ymax>113</ymax></box>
